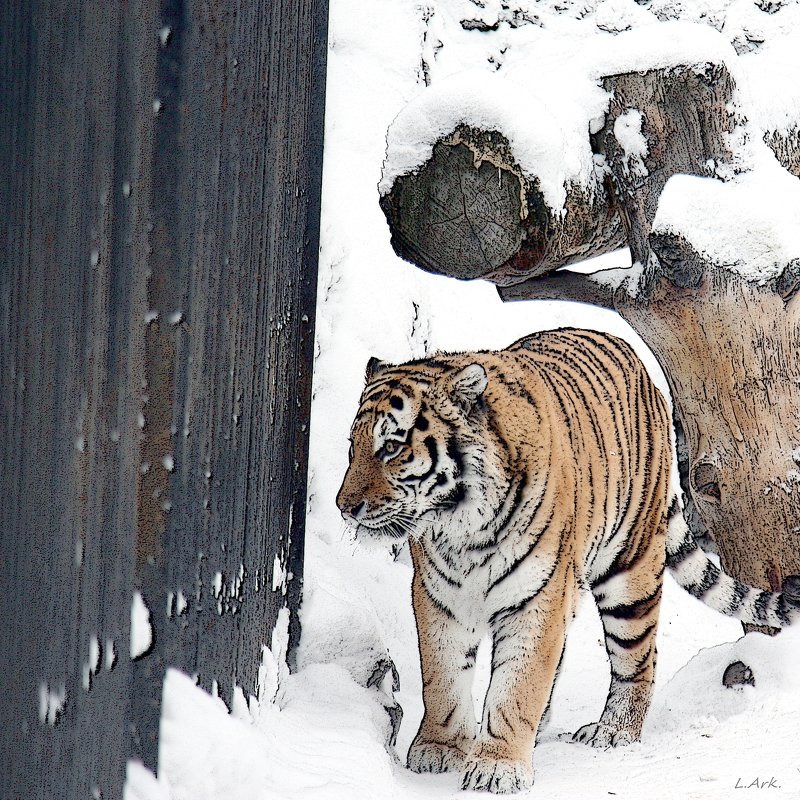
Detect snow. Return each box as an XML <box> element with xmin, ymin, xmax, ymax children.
<box><xmin>131</xmin><ymin>591</ymin><xmax>153</xmax><ymax>660</ymax></box>
<box><xmin>653</xmin><ymin>148</ymin><xmax>800</xmax><ymax>281</ymax></box>
<box><xmin>38</xmin><ymin>681</ymin><xmax>66</xmax><ymax>726</ymax></box>
<box><xmin>613</xmin><ymin>109</ymin><xmax>649</xmax><ymax>178</ymax></box>
<box><xmin>105</xmin><ymin>638</ymin><xmax>117</xmax><ymax>671</ymax></box>
<box><xmin>380</xmin><ymin>69</ymin><xmax>571</xmax><ymax>211</ymax></box>
<box><xmin>135</xmin><ymin>1</ymin><xmax>800</xmax><ymax>799</ymax></box>
<box><xmin>381</xmin><ymin>22</ymin><xmax>739</xmax><ymax>214</ymax></box>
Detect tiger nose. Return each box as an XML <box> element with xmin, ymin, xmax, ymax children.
<box><xmin>349</xmin><ymin>500</ymin><xmax>367</xmax><ymax>519</ymax></box>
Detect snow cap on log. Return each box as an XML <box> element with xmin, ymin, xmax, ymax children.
<box><xmin>381</xmin><ymin>23</ymin><xmax>737</xmax><ymax>210</ymax></box>
<box><xmin>379</xmin><ymin>69</ymin><xmax>576</xmax><ymax>213</ymax></box>
<box><xmin>652</xmin><ymin>149</ymin><xmax>800</xmax><ymax>284</ymax></box>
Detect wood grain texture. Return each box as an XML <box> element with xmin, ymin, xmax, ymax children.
<box><xmin>1</xmin><ymin>0</ymin><xmax>327</xmax><ymax>796</ymax></box>
<box><xmin>0</xmin><ymin>2</ymin><xmax>152</xmax><ymax>796</ymax></box>
<box><xmin>379</xmin><ymin>125</ymin><xmax>625</xmax><ymax>286</ymax></box>
<box><xmin>380</xmin><ymin>78</ymin><xmax>798</xmax><ymax>287</ymax></box>
<box><xmin>597</xmin><ymin>66</ymin><xmax>800</xmax><ymax>600</ymax></box>
<box><xmin>619</xmin><ymin>277</ymin><xmax>800</xmax><ymax>601</ymax></box>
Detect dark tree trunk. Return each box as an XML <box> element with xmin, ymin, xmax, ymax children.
<box><xmin>0</xmin><ymin>1</ymin><xmax>328</xmax><ymax>797</ymax></box>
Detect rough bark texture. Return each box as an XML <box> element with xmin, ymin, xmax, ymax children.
<box><xmin>619</xmin><ymin>273</ymin><xmax>800</xmax><ymax>597</ymax></box>
<box><xmin>380</xmin><ymin>61</ymin><xmax>800</xmax><ymax>606</ymax></box>
<box><xmin>766</xmin><ymin>127</ymin><xmax>800</xmax><ymax>178</ymax></box>
<box><xmin>0</xmin><ymin>1</ymin><xmax>327</xmax><ymax>797</ymax></box>
<box><xmin>596</xmin><ymin>65</ymin><xmax>737</xmax><ymax>289</ymax></box>
<box><xmin>594</xmin><ymin>68</ymin><xmax>800</xmax><ymax>597</ymax></box>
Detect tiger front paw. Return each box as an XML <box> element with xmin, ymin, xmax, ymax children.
<box><xmin>460</xmin><ymin>752</ymin><xmax>534</xmax><ymax>794</ymax></box>
<box><xmin>571</xmin><ymin>722</ymin><xmax>634</xmax><ymax>748</ymax></box>
<box><xmin>407</xmin><ymin>740</ymin><xmax>467</xmax><ymax>774</ymax></box>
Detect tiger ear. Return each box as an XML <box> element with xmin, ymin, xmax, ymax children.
<box><xmin>365</xmin><ymin>356</ymin><xmax>387</xmax><ymax>382</ymax></box>
<box><xmin>450</xmin><ymin>363</ymin><xmax>487</xmax><ymax>409</ymax></box>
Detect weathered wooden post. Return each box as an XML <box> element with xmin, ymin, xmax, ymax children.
<box><xmin>379</xmin><ymin>37</ymin><xmax>800</xmax><ymax>621</ymax></box>
<box><xmin>0</xmin><ymin>0</ymin><xmax>327</xmax><ymax>797</ymax></box>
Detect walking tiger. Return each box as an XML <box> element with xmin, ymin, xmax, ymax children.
<box><xmin>336</xmin><ymin>328</ymin><xmax>800</xmax><ymax>794</ymax></box>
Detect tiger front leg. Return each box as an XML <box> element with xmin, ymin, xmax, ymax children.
<box><xmin>462</xmin><ymin>581</ymin><xmax>569</xmax><ymax>794</ymax></box>
<box><xmin>407</xmin><ymin>544</ymin><xmax>481</xmax><ymax>774</ymax></box>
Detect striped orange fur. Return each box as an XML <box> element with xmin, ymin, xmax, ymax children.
<box><xmin>336</xmin><ymin>328</ymin><xmax>800</xmax><ymax>794</ymax></box>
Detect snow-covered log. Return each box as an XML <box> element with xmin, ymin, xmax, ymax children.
<box><xmin>380</xmin><ymin>124</ymin><xmax>626</xmax><ymax>286</ymax></box>
<box><xmin>380</xmin><ymin>67</ymin><xmax>800</xmax><ymax>289</ymax></box>
<box><xmin>379</xmin><ymin>28</ymin><xmax>800</xmax><ymax>619</ymax></box>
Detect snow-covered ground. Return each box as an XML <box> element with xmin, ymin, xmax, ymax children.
<box><xmin>128</xmin><ymin>2</ymin><xmax>800</xmax><ymax>798</ymax></box>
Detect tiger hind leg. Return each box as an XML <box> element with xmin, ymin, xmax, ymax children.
<box><xmin>576</xmin><ymin>536</ymin><xmax>664</xmax><ymax>747</ymax></box>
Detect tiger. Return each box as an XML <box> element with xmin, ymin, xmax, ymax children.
<box><xmin>335</xmin><ymin>327</ymin><xmax>800</xmax><ymax>795</ymax></box>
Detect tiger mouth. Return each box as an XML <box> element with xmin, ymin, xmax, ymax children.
<box><xmin>355</xmin><ymin>511</ymin><xmax>416</xmax><ymax>539</ymax></box>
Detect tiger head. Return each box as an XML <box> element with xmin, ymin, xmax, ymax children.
<box><xmin>336</xmin><ymin>355</ymin><xmax>493</xmax><ymax>543</ymax></box>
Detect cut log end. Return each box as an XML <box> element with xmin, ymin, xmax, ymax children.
<box><xmin>380</xmin><ymin>124</ymin><xmax>625</xmax><ymax>285</ymax></box>
<box><xmin>380</xmin><ymin>132</ymin><xmax>530</xmax><ymax>281</ymax></box>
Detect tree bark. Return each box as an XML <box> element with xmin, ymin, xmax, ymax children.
<box><xmin>380</xmin><ymin>61</ymin><xmax>800</xmax><ymax>602</ymax></box>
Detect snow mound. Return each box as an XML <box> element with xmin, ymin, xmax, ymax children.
<box><xmin>157</xmin><ymin>666</ymin><xmax>397</xmax><ymax>800</ymax></box>
<box><xmin>653</xmin><ymin>151</ymin><xmax>800</xmax><ymax>282</ymax></box>
<box><xmin>651</xmin><ymin>626</ymin><xmax>800</xmax><ymax>736</ymax></box>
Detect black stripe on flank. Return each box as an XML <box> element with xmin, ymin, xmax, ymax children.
<box><xmin>594</xmin><ymin>563</ymin><xmax>667</xmax><ymax>606</ymax></box>
<box><xmin>590</xmin><ymin>526</ymin><xmax>664</xmax><ymax>590</ymax></box>
<box><xmin>604</xmin><ymin>622</ymin><xmax>656</xmax><ymax>650</ymax></box>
